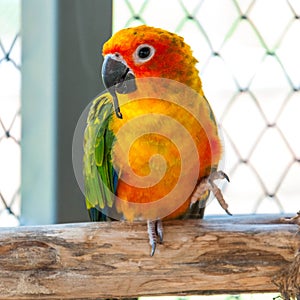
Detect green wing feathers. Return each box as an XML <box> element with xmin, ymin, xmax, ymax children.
<box><xmin>83</xmin><ymin>94</ymin><xmax>116</xmax><ymax>220</ymax></box>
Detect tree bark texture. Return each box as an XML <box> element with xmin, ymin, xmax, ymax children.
<box><xmin>0</xmin><ymin>215</ymin><xmax>299</xmax><ymax>299</ymax></box>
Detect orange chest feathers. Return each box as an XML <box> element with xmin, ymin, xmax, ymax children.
<box><xmin>109</xmin><ymin>88</ymin><xmax>222</xmax><ymax>221</ymax></box>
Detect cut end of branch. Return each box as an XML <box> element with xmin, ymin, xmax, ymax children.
<box><xmin>273</xmin><ymin>251</ymin><xmax>300</xmax><ymax>300</ymax></box>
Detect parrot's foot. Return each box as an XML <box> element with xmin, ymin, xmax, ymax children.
<box><xmin>191</xmin><ymin>170</ymin><xmax>231</xmax><ymax>215</ymax></box>
<box><xmin>280</xmin><ymin>211</ymin><xmax>300</xmax><ymax>225</ymax></box>
<box><xmin>147</xmin><ymin>219</ymin><xmax>163</xmax><ymax>256</ymax></box>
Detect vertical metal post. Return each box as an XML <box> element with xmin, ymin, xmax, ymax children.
<box><xmin>21</xmin><ymin>0</ymin><xmax>58</xmax><ymax>225</ymax></box>
<box><xmin>21</xmin><ymin>0</ymin><xmax>112</xmax><ymax>224</ymax></box>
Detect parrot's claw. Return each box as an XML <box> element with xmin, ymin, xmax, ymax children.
<box><xmin>157</xmin><ymin>219</ymin><xmax>164</xmax><ymax>243</ymax></box>
<box><xmin>147</xmin><ymin>219</ymin><xmax>163</xmax><ymax>256</ymax></box>
<box><xmin>191</xmin><ymin>170</ymin><xmax>231</xmax><ymax>215</ymax></box>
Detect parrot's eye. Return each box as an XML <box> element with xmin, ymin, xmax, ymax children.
<box><xmin>138</xmin><ymin>46</ymin><xmax>151</xmax><ymax>58</ymax></box>
<box><xmin>133</xmin><ymin>44</ymin><xmax>155</xmax><ymax>64</ymax></box>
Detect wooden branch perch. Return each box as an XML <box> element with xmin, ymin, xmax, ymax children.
<box><xmin>0</xmin><ymin>215</ymin><xmax>299</xmax><ymax>299</ymax></box>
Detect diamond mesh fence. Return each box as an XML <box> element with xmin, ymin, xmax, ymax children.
<box><xmin>113</xmin><ymin>0</ymin><xmax>300</xmax><ymax>216</ymax></box>
<box><xmin>0</xmin><ymin>0</ymin><xmax>297</xmax><ymax>297</ymax></box>
<box><xmin>0</xmin><ymin>0</ymin><xmax>21</xmax><ymax>226</ymax></box>
<box><xmin>0</xmin><ymin>0</ymin><xmax>298</xmax><ymax>223</ymax></box>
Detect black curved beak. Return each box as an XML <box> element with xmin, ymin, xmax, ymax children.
<box><xmin>102</xmin><ymin>55</ymin><xmax>137</xmax><ymax>119</ymax></box>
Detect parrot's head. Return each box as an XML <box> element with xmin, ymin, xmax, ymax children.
<box><xmin>101</xmin><ymin>25</ymin><xmax>202</xmax><ymax>118</ymax></box>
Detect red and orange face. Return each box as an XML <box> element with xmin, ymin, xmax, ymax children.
<box><xmin>101</xmin><ymin>25</ymin><xmax>200</xmax><ymax>118</ymax></box>
<box><xmin>102</xmin><ymin>25</ymin><xmax>196</xmax><ymax>78</ymax></box>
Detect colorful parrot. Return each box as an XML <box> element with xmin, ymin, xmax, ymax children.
<box><xmin>84</xmin><ymin>25</ymin><xmax>230</xmax><ymax>256</ymax></box>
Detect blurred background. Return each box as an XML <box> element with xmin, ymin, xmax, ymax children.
<box><xmin>0</xmin><ymin>0</ymin><xmax>299</xmax><ymax>227</ymax></box>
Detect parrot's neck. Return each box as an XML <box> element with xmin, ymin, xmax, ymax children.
<box><xmin>170</xmin><ymin>61</ymin><xmax>204</xmax><ymax>97</ymax></box>
<box><xmin>185</xmin><ymin>70</ymin><xmax>204</xmax><ymax>96</ymax></box>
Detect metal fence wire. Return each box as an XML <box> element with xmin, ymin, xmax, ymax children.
<box><xmin>0</xmin><ymin>0</ymin><xmax>21</xmax><ymax>226</ymax></box>
<box><xmin>113</xmin><ymin>0</ymin><xmax>300</xmax><ymax>215</ymax></box>
<box><xmin>0</xmin><ymin>0</ymin><xmax>299</xmax><ymax>226</ymax></box>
